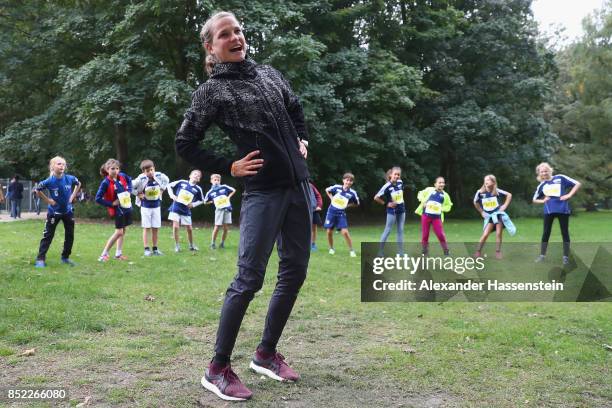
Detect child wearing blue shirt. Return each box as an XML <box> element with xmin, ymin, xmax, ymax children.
<box><xmin>473</xmin><ymin>174</ymin><xmax>513</xmax><ymax>259</ymax></box>
<box><xmin>374</xmin><ymin>167</ymin><xmax>406</xmax><ymax>255</ymax></box>
<box><xmin>532</xmin><ymin>162</ymin><xmax>581</xmax><ymax>265</ymax></box>
<box><xmin>204</xmin><ymin>174</ymin><xmax>236</xmax><ymax>249</ymax></box>
<box><xmin>34</xmin><ymin>156</ymin><xmax>81</xmax><ymax>268</ymax></box>
<box><xmin>324</xmin><ymin>173</ymin><xmax>360</xmax><ymax>257</ymax></box>
<box><xmin>167</xmin><ymin>170</ymin><xmax>205</xmax><ymax>252</ymax></box>
<box><xmin>132</xmin><ymin>159</ymin><xmax>170</xmax><ymax>256</ymax></box>
<box><xmin>95</xmin><ymin>158</ymin><xmax>133</xmax><ymax>262</ymax></box>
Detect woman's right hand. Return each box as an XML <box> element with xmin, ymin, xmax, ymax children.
<box><xmin>231</xmin><ymin>150</ymin><xmax>264</xmax><ymax>177</ymax></box>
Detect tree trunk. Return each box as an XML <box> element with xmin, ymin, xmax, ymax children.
<box><xmin>114</xmin><ymin>123</ymin><xmax>128</xmax><ymax>166</ymax></box>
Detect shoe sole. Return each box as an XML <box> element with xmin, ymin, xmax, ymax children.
<box><xmin>200</xmin><ymin>376</ymin><xmax>249</xmax><ymax>401</ymax></box>
<box><xmin>249</xmin><ymin>361</ymin><xmax>295</xmax><ymax>382</ymax></box>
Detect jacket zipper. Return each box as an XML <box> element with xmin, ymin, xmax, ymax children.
<box><xmin>251</xmin><ymin>80</ymin><xmax>297</xmax><ymax>186</ymax></box>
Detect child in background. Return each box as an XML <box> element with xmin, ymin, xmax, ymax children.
<box><xmin>324</xmin><ymin>173</ymin><xmax>360</xmax><ymax>257</ymax></box>
<box><xmin>34</xmin><ymin>156</ymin><xmax>81</xmax><ymax>267</ymax></box>
<box><xmin>132</xmin><ymin>159</ymin><xmax>170</xmax><ymax>256</ymax></box>
<box><xmin>532</xmin><ymin>162</ymin><xmax>581</xmax><ymax>265</ymax></box>
<box><xmin>167</xmin><ymin>170</ymin><xmax>205</xmax><ymax>252</ymax></box>
<box><xmin>473</xmin><ymin>174</ymin><xmax>514</xmax><ymax>259</ymax></box>
<box><xmin>374</xmin><ymin>166</ymin><xmax>406</xmax><ymax>255</ymax></box>
<box><xmin>415</xmin><ymin>176</ymin><xmax>453</xmax><ymax>256</ymax></box>
<box><xmin>310</xmin><ymin>182</ymin><xmax>323</xmax><ymax>251</ymax></box>
<box><xmin>204</xmin><ymin>174</ymin><xmax>236</xmax><ymax>249</ymax></box>
<box><xmin>95</xmin><ymin>158</ymin><xmax>133</xmax><ymax>262</ymax></box>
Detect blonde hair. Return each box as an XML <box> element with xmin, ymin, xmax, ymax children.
<box><xmin>100</xmin><ymin>158</ymin><xmax>121</xmax><ymax>177</ymax></box>
<box><xmin>210</xmin><ymin>173</ymin><xmax>221</xmax><ymax>180</ymax></box>
<box><xmin>200</xmin><ymin>11</ymin><xmax>239</xmax><ymax>75</ymax></box>
<box><xmin>386</xmin><ymin>166</ymin><xmax>401</xmax><ymax>181</ymax></box>
<box><xmin>49</xmin><ymin>156</ymin><xmax>66</xmax><ymax>175</ymax></box>
<box><xmin>479</xmin><ymin>174</ymin><xmax>499</xmax><ymax>196</ymax></box>
<box><xmin>535</xmin><ymin>162</ymin><xmax>554</xmax><ymax>182</ymax></box>
<box><xmin>342</xmin><ymin>172</ymin><xmax>355</xmax><ymax>182</ymax></box>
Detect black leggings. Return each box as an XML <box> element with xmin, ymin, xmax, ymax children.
<box><xmin>541</xmin><ymin>213</ymin><xmax>570</xmax><ymax>243</ymax></box>
<box><xmin>541</xmin><ymin>213</ymin><xmax>571</xmax><ymax>257</ymax></box>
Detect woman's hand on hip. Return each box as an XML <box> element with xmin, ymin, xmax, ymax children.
<box><xmin>231</xmin><ymin>150</ymin><xmax>264</xmax><ymax>177</ymax></box>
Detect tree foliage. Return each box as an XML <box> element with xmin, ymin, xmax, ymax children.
<box><xmin>1</xmin><ymin>0</ymin><xmax>560</xmax><ymax>212</ymax></box>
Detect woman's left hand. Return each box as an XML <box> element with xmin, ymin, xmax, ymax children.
<box><xmin>559</xmin><ymin>194</ymin><xmax>571</xmax><ymax>201</ymax></box>
<box><xmin>298</xmin><ymin>140</ymin><xmax>308</xmax><ymax>159</ymax></box>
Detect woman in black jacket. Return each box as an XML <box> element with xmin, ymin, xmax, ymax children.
<box><xmin>175</xmin><ymin>11</ymin><xmax>311</xmax><ymax>401</ymax></box>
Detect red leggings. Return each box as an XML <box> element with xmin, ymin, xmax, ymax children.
<box><xmin>421</xmin><ymin>214</ymin><xmax>448</xmax><ymax>250</ymax></box>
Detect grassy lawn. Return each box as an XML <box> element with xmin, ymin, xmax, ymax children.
<box><xmin>0</xmin><ymin>212</ymin><xmax>610</xmax><ymax>407</ymax></box>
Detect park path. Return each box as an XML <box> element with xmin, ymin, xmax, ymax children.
<box><xmin>0</xmin><ymin>212</ymin><xmax>46</xmax><ymax>222</ymax></box>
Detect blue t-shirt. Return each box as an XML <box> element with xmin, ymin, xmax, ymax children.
<box><xmin>204</xmin><ymin>184</ymin><xmax>236</xmax><ymax>211</ymax></box>
<box><xmin>533</xmin><ymin>174</ymin><xmax>578</xmax><ymax>215</ymax></box>
<box><xmin>36</xmin><ymin>174</ymin><xmax>80</xmax><ymax>215</ymax></box>
<box><xmin>423</xmin><ymin>190</ymin><xmax>446</xmax><ymax>219</ymax></box>
<box><xmin>326</xmin><ymin>185</ymin><xmax>360</xmax><ymax>214</ymax></box>
<box><xmin>375</xmin><ymin>180</ymin><xmax>405</xmax><ymax>215</ymax></box>
<box><xmin>136</xmin><ymin>176</ymin><xmax>164</xmax><ymax>209</ymax></box>
<box><xmin>473</xmin><ymin>188</ymin><xmax>509</xmax><ymax>214</ymax></box>
<box><xmin>168</xmin><ymin>180</ymin><xmax>204</xmax><ymax>216</ymax></box>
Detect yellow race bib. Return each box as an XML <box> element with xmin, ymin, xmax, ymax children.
<box><xmin>213</xmin><ymin>195</ymin><xmax>230</xmax><ymax>209</ymax></box>
<box><xmin>425</xmin><ymin>200</ymin><xmax>442</xmax><ymax>215</ymax></box>
<box><xmin>481</xmin><ymin>196</ymin><xmax>499</xmax><ymax>211</ymax></box>
<box><xmin>144</xmin><ymin>186</ymin><xmax>161</xmax><ymax>201</ymax></box>
<box><xmin>177</xmin><ymin>190</ymin><xmax>194</xmax><ymax>206</ymax></box>
<box><xmin>543</xmin><ymin>183</ymin><xmax>561</xmax><ymax>197</ymax></box>
<box><xmin>391</xmin><ymin>190</ymin><xmax>404</xmax><ymax>204</ymax></box>
<box><xmin>117</xmin><ymin>191</ymin><xmax>132</xmax><ymax>209</ymax></box>
<box><xmin>331</xmin><ymin>194</ymin><xmax>349</xmax><ymax>210</ymax></box>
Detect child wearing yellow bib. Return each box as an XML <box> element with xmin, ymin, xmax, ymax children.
<box><xmin>204</xmin><ymin>174</ymin><xmax>236</xmax><ymax>249</ymax></box>
<box><xmin>132</xmin><ymin>159</ymin><xmax>170</xmax><ymax>256</ymax></box>
<box><xmin>167</xmin><ymin>170</ymin><xmax>205</xmax><ymax>252</ymax></box>
<box><xmin>473</xmin><ymin>174</ymin><xmax>513</xmax><ymax>259</ymax></box>
<box><xmin>324</xmin><ymin>173</ymin><xmax>360</xmax><ymax>257</ymax></box>
<box><xmin>415</xmin><ymin>177</ymin><xmax>452</xmax><ymax>256</ymax></box>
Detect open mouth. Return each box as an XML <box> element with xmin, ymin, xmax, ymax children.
<box><xmin>230</xmin><ymin>45</ymin><xmax>243</xmax><ymax>53</ymax></box>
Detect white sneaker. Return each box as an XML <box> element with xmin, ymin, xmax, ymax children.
<box><xmin>144</xmin><ymin>249</ymin><xmax>152</xmax><ymax>257</ymax></box>
<box><xmin>350</xmin><ymin>250</ymin><xmax>357</xmax><ymax>258</ymax></box>
<box><xmin>175</xmin><ymin>245</ymin><xmax>180</xmax><ymax>253</ymax></box>
<box><xmin>190</xmin><ymin>245</ymin><xmax>199</xmax><ymax>252</ymax></box>
<box><xmin>328</xmin><ymin>248</ymin><xmax>335</xmax><ymax>255</ymax></box>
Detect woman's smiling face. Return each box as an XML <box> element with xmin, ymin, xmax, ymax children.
<box><xmin>205</xmin><ymin>16</ymin><xmax>246</xmax><ymax>63</ymax></box>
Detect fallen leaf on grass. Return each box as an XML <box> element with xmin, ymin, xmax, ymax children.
<box><xmin>403</xmin><ymin>347</ymin><xmax>417</xmax><ymax>354</ymax></box>
<box><xmin>144</xmin><ymin>294</ymin><xmax>156</xmax><ymax>302</ymax></box>
<box><xmin>76</xmin><ymin>396</ymin><xmax>92</xmax><ymax>407</ymax></box>
<box><xmin>527</xmin><ymin>313</ymin><xmax>538</xmax><ymax>317</ymax></box>
<box><xmin>603</xmin><ymin>344</ymin><xmax>612</xmax><ymax>351</ymax></box>
<box><xmin>20</xmin><ymin>348</ymin><xmax>36</xmax><ymax>356</ymax></box>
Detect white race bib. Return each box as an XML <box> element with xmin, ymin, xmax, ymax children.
<box><xmin>331</xmin><ymin>193</ymin><xmax>349</xmax><ymax>210</ymax></box>
<box><xmin>144</xmin><ymin>185</ymin><xmax>161</xmax><ymax>201</ymax></box>
<box><xmin>543</xmin><ymin>183</ymin><xmax>561</xmax><ymax>197</ymax></box>
<box><xmin>391</xmin><ymin>190</ymin><xmax>404</xmax><ymax>204</ymax></box>
<box><xmin>177</xmin><ymin>190</ymin><xmax>194</xmax><ymax>206</ymax></box>
<box><xmin>213</xmin><ymin>195</ymin><xmax>230</xmax><ymax>209</ymax></box>
<box><xmin>117</xmin><ymin>191</ymin><xmax>132</xmax><ymax>209</ymax></box>
<box><xmin>481</xmin><ymin>196</ymin><xmax>499</xmax><ymax>211</ymax></box>
<box><xmin>425</xmin><ymin>200</ymin><xmax>442</xmax><ymax>215</ymax></box>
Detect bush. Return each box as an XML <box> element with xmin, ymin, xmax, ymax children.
<box><xmin>506</xmin><ymin>199</ymin><xmax>543</xmax><ymax>218</ymax></box>
<box><xmin>73</xmin><ymin>201</ymin><xmax>107</xmax><ymax>219</ymax></box>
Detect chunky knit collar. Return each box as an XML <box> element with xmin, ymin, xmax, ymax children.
<box><xmin>211</xmin><ymin>57</ymin><xmax>257</xmax><ymax>80</ymax></box>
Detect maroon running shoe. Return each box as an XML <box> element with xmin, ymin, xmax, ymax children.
<box><xmin>249</xmin><ymin>350</ymin><xmax>300</xmax><ymax>382</ymax></box>
<box><xmin>201</xmin><ymin>363</ymin><xmax>253</xmax><ymax>401</ymax></box>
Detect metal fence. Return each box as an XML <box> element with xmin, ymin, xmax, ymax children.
<box><xmin>0</xmin><ymin>178</ymin><xmax>38</xmax><ymax>214</ymax></box>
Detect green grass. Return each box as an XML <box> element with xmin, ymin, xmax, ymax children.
<box><xmin>0</xmin><ymin>212</ymin><xmax>610</xmax><ymax>407</ymax></box>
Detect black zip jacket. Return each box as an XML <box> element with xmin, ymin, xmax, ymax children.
<box><xmin>175</xmin><ymin>58</ymin><xmax>309</xmax><ymax>192</ymax></box>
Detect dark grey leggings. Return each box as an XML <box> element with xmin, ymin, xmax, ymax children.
<box><xmin>213</xmin><ymin>182</ymin><xmax>312</xmax><ymax>364</ymax></box>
